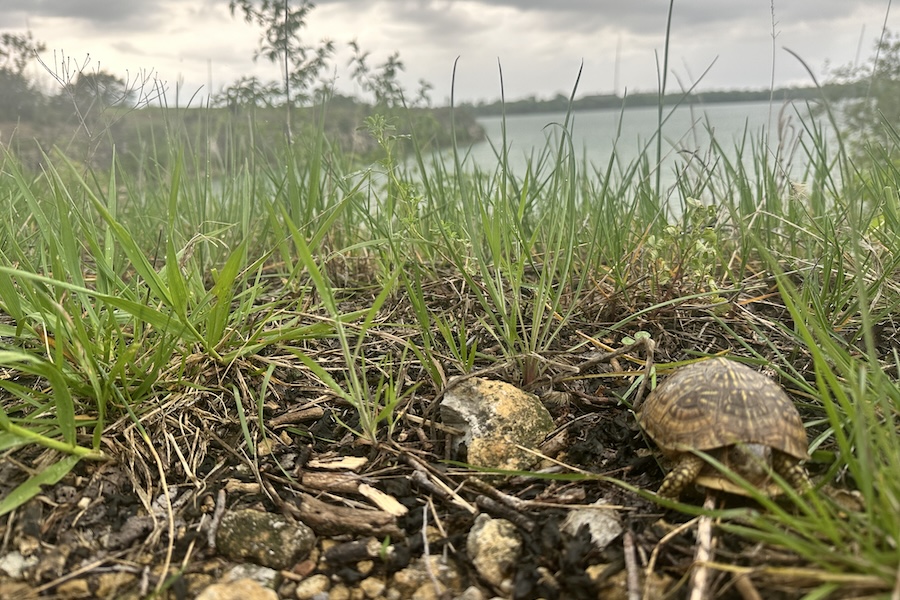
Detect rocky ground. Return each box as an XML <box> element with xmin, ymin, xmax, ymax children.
<box><xmin>0</xmin><ymin>271</ymin><xmax>885</xmax><ymax>600</ymax></box>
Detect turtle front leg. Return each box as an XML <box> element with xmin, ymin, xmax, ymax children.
<box><xmin>772</xmin><ymin>452</ymin><xmax>812</xmax><ymax>494</ymax></box>
<box><xmin>657</xmin><ymin>454</ymin><xmax>704</xmax><ymax>499</ymax></box>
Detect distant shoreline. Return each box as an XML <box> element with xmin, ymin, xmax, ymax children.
<box><xmin>458</xmin><ymin>83</ymin><xmax>860</xmax><ymax>117</ymax></box>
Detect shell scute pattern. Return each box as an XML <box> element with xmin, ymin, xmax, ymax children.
<box><xmin>638</xmin><ymin>358</ymin><xmax>810</xmax><ymax>498</ymax></box>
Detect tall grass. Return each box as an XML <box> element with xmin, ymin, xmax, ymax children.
<box><xmin>0</xmin><ymin>62</ymin><xmax>899</xmax><ymax>595</ymax></box>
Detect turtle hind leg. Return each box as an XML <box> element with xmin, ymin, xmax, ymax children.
<box><xmin>773</xmin><ymin>452</ymin><xmax>812</xmax><ymax>493</ymax></box>
<box><xmin>657</xmin><ymin>454</ymin><xmax>704</xmax><ymax>499</ymax></box>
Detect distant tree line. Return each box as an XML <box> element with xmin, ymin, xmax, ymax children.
<box><xmin>459</xmin><ymin>83</ymin><xmax>867</xmax><ymax>117</ymax></box>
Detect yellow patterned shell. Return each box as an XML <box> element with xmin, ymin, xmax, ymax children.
<box><xmin>638</xmin><ymin>358</ymin><xmax>809</xmax><ymax>461</ymax></box>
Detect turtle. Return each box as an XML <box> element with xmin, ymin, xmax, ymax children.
<box><xmin>637</xmin><ymin>357</ymin><xmax>811</xmax><ymax>499</ymax></box>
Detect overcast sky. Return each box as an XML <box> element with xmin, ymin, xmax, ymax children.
<box><xmin>2</xmin><ymin>1</ymin><xmax>898</xmax><ymax>106</ymax></box>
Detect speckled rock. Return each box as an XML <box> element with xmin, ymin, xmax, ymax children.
<box><xmin>466</xmin><ymin>515</ymin><xmax>522</xmax><ymax>591</ymax></box>
<box><xmin>388</xmin><ymin>555</ymin><xmax>463</xmax><ymax>598</ymax></box>
<box><xmin>223</xmin><ymin>564</ymin><xmax>279</xmax><ymax>589</ymax></box>
<box><xmin>56</xmin><ymin>578</ymin><xmax>91</xmax><ymax>598</ymax></box>
<box><xmin>441</xmin><ymin>377</ymin><xmax>554</xmax><ymax>472</ymax></box>
<box><xmin>295</xmin><ymin>573</ymin><xmax>331</xmax><ymax>599</ymax></box>
<box><xmin>452</xmin><ymin>587</ymin><xmax>485</xmax><ymax>600</ymax></box>
<box><xmin>196</xmin><ymin>577</ymin><xmax>278</xmax><ymax>600</ymax></box>
<box><xmin>358</xmin><ymin>576</ymin><xmax>386</xmax><ymax>598</ymax></box>
<box><xmin>216</xmin><ymin>509</ymin><xmax>315</xmax><ymax>570</ymax></box>
<box><xmin>326</xmin><ymin>583</ymin><xmax>352</xmax><ymax>600</ymax></box>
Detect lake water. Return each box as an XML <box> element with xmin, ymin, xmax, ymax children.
<box><xmin>456</xmin><ymin>100</ymin><xmax>830</xmax><ymax>185</ymax></box>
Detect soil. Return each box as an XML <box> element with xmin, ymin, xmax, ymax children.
<box><xmin>0</xmin><ymin>270</ymin><xmax>893</xmax><ymax>599</ymax></box>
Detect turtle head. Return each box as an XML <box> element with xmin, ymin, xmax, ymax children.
<box><xmin>727</xmin><ymin>442</ymin><xmax>772</xmax><ymax>484</ymax></box>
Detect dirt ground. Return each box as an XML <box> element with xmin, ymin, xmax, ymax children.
<box><xmin>0</xmin><ymin>272</ymin><xmax>888</xmax><ymax>599</ymax></box>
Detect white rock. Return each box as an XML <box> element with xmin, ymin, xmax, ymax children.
<box><xmin>562</xmin><ymin>500</ymin><xmax>623</xmax><ymax>551</ymax></box>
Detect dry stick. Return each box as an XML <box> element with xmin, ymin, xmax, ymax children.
<box><xmin>426</xmin><ymin>495</ymin><xmax>450</xmax><ymax>542</ymax></box>
<box><xmin>893</xmin><ymin>560</ymin><xmax>900</xmax><ymax>600</ymax></box>
<box><xmin>468</xmin><ymin>475</ymin><xmax>631</xmax><ymax>513</ymax></box>
<box><xmin>552</xmin><ymin>336</ymin><xmax>647</xmax><ymax>384</ymax></box>
<box><xmin>474</xmin><ymin>495</ymin><xmax>535</xmax><ymax>533</ymax></box>
<box><xmin>206</xmin><ymin>428</ymin><xmax>269</xmax><ymax>499</ymax></box>
<box><xmin>698</xmin><ymin>563</ymin><xmax>884</xmax><ymax>589</ymax></box>
<box><xmin>268</xmin><ymin>404</ymin><xmax>326</xmax><ymax>427</ymax></box>
<box><xmin>421</xmin><ymin>503</ymin><xmax>443</xmax><ymax>595</ymax></box>
<box><xmin>402</xmin><ymin>412</ymin><xmax>464</xmax><ymax>435</ymax></box>
<box><xmin>688</xmin><ymin>493</ymin><xmax>718</xmax><ymax>600</ymax></box>
<box><xmin>410</xmin><ymin>470</ymin><xmax>477</xmax><ymax>514</ymax></box>
<box><xmin>300</xmin><ymin>471</ymin><xmax>364</xmax><ymax>494</ymax></box>
<box><xmin>138</xmin><ymin>430</ymin><xmax>176</xmax><ymax>595</ymax></box>
<box><xmin>32</xmin><ymin>550</ymin><xmax>131</xmax><ymax>595</ymax></box>
<box><xmin>634</xmin><ymin>337</ymin><xmax>656</xmax><ymax>410</ymax></box>
<box><xmin>513</xmin><ymin>442</ymin><xmax>593</xmax><ymax>476</ymax></box>
<box><xmin>623</xmin><ymin>530</ymin><xmax>642</xmax><ymax>600</ymax></box>
<box><xmin>207</xmin><ymin>488</ymin><xmax>227</xmax><ymax>551</ymax></box>
<box><xmin>644</xmin><ymin>516</ymin><xmax>702</xmax><ymax>600</ymax></box>
<box><xmin>296</xmin><ymin>492</ymin><xmax>404</xmax><ymax>538</ymax></box>
<box><xmin>399</xmin><ymin>450</ymin><xmax>477</xmax><ymax>514</ymax></box>
<box><xmin>178</xmin><ymin>516</ymin><xmax>202</xmax><ymax>576</ymax></box>
<box><xmin>555</xmin><ymin>335</ymin><xmax>656</xmax><ymax>410</ymax></box>
<box><xmin>733</xmin><ymin>573</ymin><xmax>764</xmax><ymax>600</ymax></box>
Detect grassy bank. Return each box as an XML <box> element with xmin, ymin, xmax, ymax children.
<box><xmin>0</xmin><ymin>95</ymin><xmax>485</xmax><ymax>175</ymax></box>
<box><xmin>0</xmin><ymin>83</ymin><xmax>898</xmax><ymax>597</ymax></box>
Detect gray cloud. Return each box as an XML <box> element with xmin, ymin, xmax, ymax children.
<box><xmin>5</xmin><ymin>0</ymin><xmax>891</xmax><ymax>40</ymax></box>
<box><xmin>314</xmin><ymin>0</ymin><xmax>890</xmax><ymax>38</ymax></box>
<box><xmin>2</xmin><ymin>0</ymin><xmax>164</xmax><ymax>29</ymax></box>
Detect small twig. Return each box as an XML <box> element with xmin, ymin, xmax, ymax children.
<box><xmin>475</xmin><ymin>495</ymin><xmax>535</xmax><ymax>533</ymax></box>
<box><xmin>634</xmin><ymin>338</ymin><xmax>656</xmax><ymax>410</ymax></box>
<box><xmin>296</xmin><ymin>493</ymin><xmax>404</xmax><ymax>539</ymax></box>
<box><xmin>468</xmin><ymin>477</ymin><xmax>631</xmax><ymax>512</ymax></box>
<box><xmin>513</xmin><ymin>442</ymin><xmax>593</xmax><ymax>475</ymax></box>
<box><xmin>402</xmin><ymin>412</ymin><xmax>465</xmax><ymax>435</ymax></box>
<box><xmin>893</xmin><ymin>559</ymin><xmax>900</xmax><ymax>600</ymax></box>
<box><xmin>623</xmin><ymin>530</ymin><xmax>641</xmax><ymax>600</ymax></box>
<box><xmin>425</xmin><ymin>496</ymin><xmax>450</xmax><ymax>544</ymax></box>
<box><xmin>688</xmin><ymin>493</ymin><xmax>718</xmax><ymax>600</ymax></box>
<box><xmin>207</xmin><ymin>489</ymin><xmax>227</xmax><ymax>551</ymax></box>
<box><xmin>555</xmin><ymin>334</ymin><xmax>656</xmax><ymax>410</ymax></box>
<box><xmin>466</xmin><ymin>478</ymin><xmax>528</xmax><ymax>511</ymax></box>
<box><xmin>645</xmin><ymin>515</ymin><xmax>702</xmax><ymax>600</ymax></box>
<box><xmin>421</xmin><ymin>504</ymin><xmax>443</xmax><ymax>594</ymax></box>
<box><xmin>410</xmin><ymin>470</ymin><xmax>477</xmax><ymax>514</ymax></box>
<box><xmin>553</xmin><ymin>337</ymin><xmax>648</xmax><ymax>385</ymax></box>
<box><xmin>268</xmin><ymin>404</ymin><xmax>326</xmax><ymax>427</ymax></box>
<box><xmin>32</xmin><ymin>550</ymin><xmax>130</xmax><ymax>595</ymax></box>
<box><xmin>399</xmin><ymin>451</ymin><xmax>478</xmax><ymax>514</ymax></box>
<box><xmin>300</xmin><ymin>471</ymin><xmax>363</xmax><ymax>494</ymax></box>
<box><xmin>733</xmin><ymin>572</ymin><xmax>764</xmax><ymax>600</ymax></box>
<box><xmin>139</xmin><ymin>429</ymin><xmax>176</xmax><ymax>595</ymax></box>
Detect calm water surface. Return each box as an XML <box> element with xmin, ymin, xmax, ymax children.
<box><xmin>457</xmin><ymin>101</ymin><xmax>829</xmax><ymax>182</ymax></box>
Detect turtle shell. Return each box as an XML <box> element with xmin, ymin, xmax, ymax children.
<box><xmin>637</xmin><ymin>358</ymin><xmax>809</xmax><ymax>461</ymax></box>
